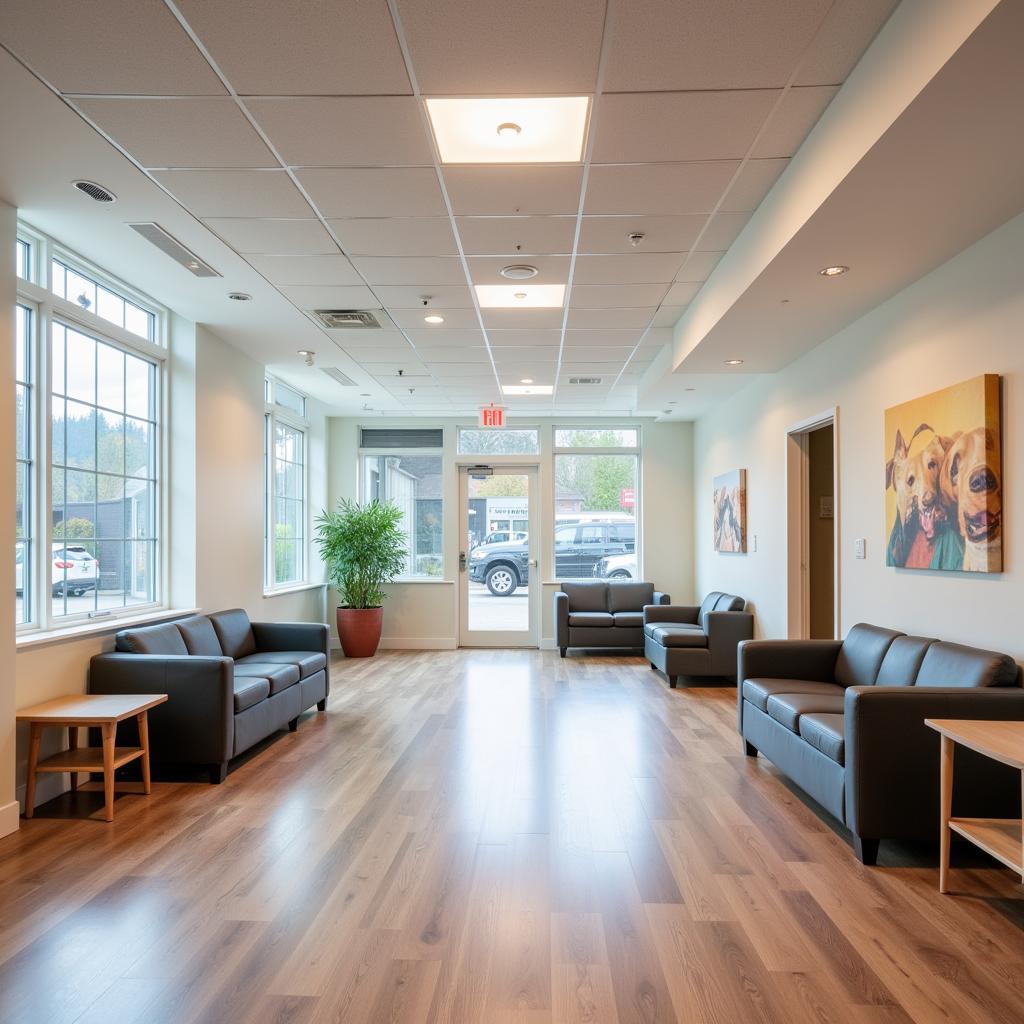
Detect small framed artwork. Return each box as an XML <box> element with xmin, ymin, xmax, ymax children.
<box><xmin>713</xmin><ymin>469</ymin><xmax>747</xmax><ymax>553</ymax></box>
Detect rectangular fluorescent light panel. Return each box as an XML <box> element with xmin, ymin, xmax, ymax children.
<box><xmin>426</xmin><ymin>96</ymin><xmax>590</xmax><ymax>163</ymax></box>
<box><xmin>475</xmin><ymin>284</ymin><xmax>565</xmax><ymax>308</ymax></box>
<box><xmin>502</xmin><ymin>384</ymin><xmax>554</xmax><ymax>396</ymax></box>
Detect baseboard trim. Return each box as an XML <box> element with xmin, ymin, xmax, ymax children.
<box><xmin>0</xmin><ymin>799</ymin><xmax>20</xmax><ymax>840</ymax></box>
<box><xmin>539</xmin><ymin>638</ymin><xmax>557</xmax><ymax>650</ymax></box>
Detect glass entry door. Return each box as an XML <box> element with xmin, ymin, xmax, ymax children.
<box><xmin>459</xmin><ymin>466</ymin><xmax>539</xmax><ymax>647</ymax></box>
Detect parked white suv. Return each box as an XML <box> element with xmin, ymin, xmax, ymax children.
<box><xmin>593</xmin><ymin>552</ymin><xmax>637</xmax><ymax>579</ymax></box>
<box><xmin>15</xmin><ymin>544</ymin><xmax>100</xmax><ymax>597</ymax></box>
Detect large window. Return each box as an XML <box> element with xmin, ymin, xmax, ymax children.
<box><xmin>15</xmin><ymin>226</ymin><xmax>166</xmax><ymax>632</ymax></box>
<box><xmin>264</xmin><ymin>378</ymin><xmax>307</xmax><ymax>589</ymax></box>
<box><xmin>457</xmin><ymin>427</ymin><xmax>539</xmax><ymax>455</ymax></box>
<box><xmin>553</xmin><ymin>427</ymin><xmax>640</xmax><ymax>581</ymax></box>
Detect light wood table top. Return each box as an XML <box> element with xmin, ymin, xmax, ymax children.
<box><xmin>17</xmin><ymin>693</ymin><xmax>167</xmax><ymax>724</ymax></box>
<box><xmin>926</xmin><ymin>718</ymin><xmax>1024</xmax><ymax>770</ymax></box>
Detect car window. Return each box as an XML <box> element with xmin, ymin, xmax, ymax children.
<box><xmin>579</xmin><ymin>526</ymin><xmax>605</xmax><ymax>544</ymax></box>
<box><xmin>610</xmin><ymin>524</ymin><xmax>635</xmax><ymax>543</ymax></box>
<box><xmin>554</xmin><ymin>525</ymin><xmax>577</xmax><ymax>547</ymax></box>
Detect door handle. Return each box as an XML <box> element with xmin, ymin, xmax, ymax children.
<box><xmin>459</xmin><ymin>551</ymin><xmax>467</xmax><ymax>572</ymax></box>
<box><xmin>528</xmin><ymin>559</ymin><xmax>537</xmax><ymax>567</ymax></box>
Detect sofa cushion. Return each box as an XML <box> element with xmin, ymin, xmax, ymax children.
<box><xmin>697</xmin><ymin>592</ymin><xmax>722</xmax><ymax>629</ymax></box>
<box><xmin>607</xmin><ymin>581</ymin><xmax>654</xmax><ymax>612</ymax></box>
<box><xmin>234</xmin><ymin>675</ymin><xmax>270</xmax><ymax>713</ymax></box>
<box><xmin>569</xmin><ymin>611</ymin><xmax>614</xmax><ymax>628</ymax></box>
<box><xmin>210</xmin><ymin>608</ymin><xmax>257</xmax><ymax>659</ymax></box>
<box><xmin>714</xmin><ymin>593</ymin><xmax>745</xmax><ymax>612</ymax></box>
<box><xmin>561</xmin><ymin>582</ymin><xmax>609</xmax><ymax>612</ymax></box>
<box><xmin>649</xmin><ymin>626</ymin><xmax>708</xmax><ymax>649</ymax></box>
<box><xmin>237</xmin><ymin>650</ymin><xmax>327</xmax><ymax>679</ymax></box>
<box><xmin>834</xmin><ymin>623</ymin><xmax>903</xmax><ymax>687</ymax></box>
<box><xmin>915</xmin><ymin>641</ymin><xmax>1019</xmax><ymax>688</ymax></box>
<box><xmin>741</xmin><ymin>678</ymin><xmax>843</xmax><ymax>714</ymax></box>
<box><xmin>799</xmin><ymin>713</ymin><xmax>846</xmax><ymax>765</ymax></box>
<box><xmin>876</xmin><ymin>636</ymin><xmax>936</xmax><ymax>686</ymax></box>
<box><xmin>115</xmin><ymin>622</ymin><xmax>188</xmax><ymax>656</ymax></box>
<box><xmin>612</xmin><ymin>611</ymin><xmax>644</xmax><ymax>628</ymax></box>
<box><xmin>234</xmin><ymin>661</ymin><xmax>300</xmax><ymax>696</ymax></box>
<box><xmin>766</xmin><ymin>691</ymin><xmax>846</xmax><ymax>732</ymax></box>
<box><xmin>644</xmin><ymin>621</ymin><xmax>703</xmax><ymax>639</ymax></box>
<box><xmin>175</xmin><ymin>615</ymin><xmax>223</xmax><ymax>657</ymax></box>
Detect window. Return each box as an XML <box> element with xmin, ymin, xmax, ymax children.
<box><xmin>16</xmin><ymin>237</ymin><xmax>31</xmax><ymax>280</ymax></box>
<box><xmin>264</xmin><ymin>378</ymin><xmax>308</xmax><ymax>589</ymax></box>
<box><xmin>457</xmin><ymin>427</ymin><xmax>539</xmax><ymax>455</ymax></box>
<box><xmin>51</xmin><ymin>257</ymin><xmax>155</xmax><ymax>341</ymax></box>
<box><xmin>553</xmin><ymin>426</ymin><xmax>640</xmax><ymax>580</ymax></box>
<box><xmin>15</xmin><ymin>304</ymin><xmax>33</xmax><ymax>625</ymax></box>
<box><xmin>361</xmin><ymin>452</ymin><xmax>443</xmax><ymax>578</ymax></box>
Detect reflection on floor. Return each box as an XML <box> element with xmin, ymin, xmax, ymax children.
<box><xmin>1</xmin><ymin>649</ymin><xmax>1022</xmax><ymax>1023</ymax></box>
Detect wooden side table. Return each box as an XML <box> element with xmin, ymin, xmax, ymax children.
<box><xmin>925</xmin><ymin>718</ymin><xmax>1024</xmax><ymax>893</ymax></box>
<box><xmin>18</xmin><ymin>693</ymin><xmax>168</xmax><ymax>822</ymax></box>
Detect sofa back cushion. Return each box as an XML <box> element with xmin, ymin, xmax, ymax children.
<box><xmin>915</xmin><ymin>641</ymin><xmax>1019</xmax><ymax>688</ymax></box>
<box><xmin>835</xmin><ymin>623</ymin><xmax>903</xmax><ymax>687</ymax></box>
<box><xmin>176</xmin><ymin>615</ymin><xmax>224</xmax><ymax>657</ymax></box>
<box><xmin>561</xmin><ymin>582</ymin><xmax>609</xmax><ymax>612</ymax></box>
<box><xmin>714</xmin><ymin>593</ymin><xmax>745</xmax><ymax>612</ymax></box>
<box><xmin>209</xmin><ymin>608</ymin><xmax>257</xmax><ymax>659</ymax></box>
<box><xmin>876</xmin><ymin>636</ymin><xmax>936</xmax><ymax>686</ymax></box>
<box><xmin>607</xmin><ymin>581</ymin><xmax>654</xmax><ymax>612</ymax></box>
<box><xmin>116</xmin><ymin>621</ymin><xmax>189</xmax><ymax>656</ymax></box>
<box><xmin>698</xmin><ymin>592</ymin><xmax>723</xmax><ymax>629</ymax></box>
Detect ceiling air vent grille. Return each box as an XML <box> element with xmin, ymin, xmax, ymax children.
<box><xmin>128</xmin><ymin>222</ymin><xmax>220</xmax><ymax>277</ymax></box>
<box><xmin>360</xmin><ymin>427</ymin><xmax>443</xmax><ymax>449</ymax></box>
<box><xmin>320</xmin><ymin>367</ymin><xmax>356</xmax><ymax>387</ymax></box>
<box><xmin>568</xmin><ymin>376</ymin><xmax>603</xmax><ymax>385</ymax></box>
<box><xmin>312</xmin><ymin>309</ymin><xmax>382</xmax><ymax>329</ymax></box>
<box><xmin>73</xmin><ymin>179</ymin><xmax>116</xmax><ymax>203</ymax></box>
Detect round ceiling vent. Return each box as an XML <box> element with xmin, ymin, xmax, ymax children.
<box><xmin>499</xmin><ymin>264</ymin><xmax>539</xmax><ymax>280</ymax></box>
<box><xmin>72</xmin><ymin>180</ymin><xmax>117</xmax><ymax>203</ymax></box>
<box><xmin>227</xmin><ymin>291</ymin><xmax>253</xmax><ymax>302</ymax></box>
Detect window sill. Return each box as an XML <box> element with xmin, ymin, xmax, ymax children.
<box><xmin>263</xmin><ymin>581</ymin><xmax>327</xmax><ymax>598</ymax></box>
<box><xmin>385</xmin><ymin>579</ymin><xmax>455</xmax><ymax>585</ymax></box>
<box><xmin>16</xmin><ymin>607</ymin><xmax>199</xmax><ymax>651</ymax></box>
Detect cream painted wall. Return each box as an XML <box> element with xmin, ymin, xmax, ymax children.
<box><xmin>694</xmin><ymin>212</ymin><xmax>1024</xmax><ymax>658</ymax></box>
<box><xmin>326</xmin><ymin>416</ymin><xmax>694</xmax><ymax>647</ymax></box>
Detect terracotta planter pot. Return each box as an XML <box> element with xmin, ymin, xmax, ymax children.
<box><xmin>336</xmin><ymin>606</ymin><xmax>383</xmax><ymax>658</ymax></box>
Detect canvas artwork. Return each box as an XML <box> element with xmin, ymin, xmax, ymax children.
<box><xmin>884</xmin><ymin>374</ymin><xmax>1002</xmax><ymax>573</ymax></box>
<box><xmin>713</xmin><ymin>469</ymin><xmax>746</xmax><ymax>553</ymax></box>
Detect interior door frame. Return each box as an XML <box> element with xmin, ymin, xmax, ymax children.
<box><xmin>785</xmin><ymin>408</ymin><xmax>841</xmax><ymax>639</ymax></box>
<box><xmin>458</xmin><ymin>464</ymin><xmax>540</xmax><ymax>648</ymax></box>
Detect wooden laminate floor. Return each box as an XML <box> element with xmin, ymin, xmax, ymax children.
<box><xmin>2</xmin><ymin>650</ymin><xmax>1023</xmax><ymax>1024</ymax></box>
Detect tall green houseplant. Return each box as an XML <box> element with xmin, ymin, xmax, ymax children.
<box><xmin>315</xmin><ymin>499</ymin><xmax>407</xmax><ymax>609</ymax></box>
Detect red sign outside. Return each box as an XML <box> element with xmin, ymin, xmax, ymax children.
<box><xmin>479</xmin><ymin>405</ymin><xmax>506</xmax><ymax>428</ymax></box>
<box><xmin>619</xmin><ymin>487</ymin><xmax>635</xmax><ymax>509</ymax></box>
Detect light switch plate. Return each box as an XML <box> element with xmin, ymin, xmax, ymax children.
<box><xmin>854</xmin><ymin>538</ymin><xmax>866</xmax><ymax>559</ymax></box>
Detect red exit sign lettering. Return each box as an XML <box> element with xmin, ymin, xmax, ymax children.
<box><xmin>479</xmin><ymin>405</ymin><xmax>506</xmax><ymax>428</ymax></box>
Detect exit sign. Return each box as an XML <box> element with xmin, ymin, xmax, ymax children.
<box><xmin>479</xmin><ymin>405</ymin><xmax>506</xmax><ymax>428</ymax></box>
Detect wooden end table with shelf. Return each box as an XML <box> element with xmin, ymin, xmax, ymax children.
<box><xmin>18</xmin><ymin>693</ymin><xmax>168</xmax><ymax>822</ymax></box>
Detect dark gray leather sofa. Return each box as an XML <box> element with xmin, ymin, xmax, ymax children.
<box><xmin>89</xmin><ymin>608</ymin><xmax>329</xmax><ymax>783</ymax></box>
<box><xmin>555</xmin><ymin>581</ymin><xmax>669</xmax><ymax>656</ymax></box>
<box><xmin>644</xmin><ymin>591</ymin><xmax>753</xmax><ymax>687</ymax></box>
<box><xmin>738</xmin><ymin>623</ymin><xmax>1023</xmax><ymax>864</ymax></box>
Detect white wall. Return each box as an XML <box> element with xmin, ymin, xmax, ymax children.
<box><xmin>694</xmin><ymin>212</ymin><xmax>1024</xmax><ymax>658</ymax></box>
<box><xmin>327</xmin><ymin>416</ymin><xmax>694</xmax><ymax>648</ymax></box>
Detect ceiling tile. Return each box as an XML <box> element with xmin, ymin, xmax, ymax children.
<box><xmin>350</xmin><ymin>257</ymin><xmax>466</xmax><ymax>286</ymax></box>
<box><xmin>573</xmin><ymin>254</ymin><xmax>684</xmax><ymax>285</ymax></box>
<box><xmin>299</xmin><ymin>168</ymin><xmax>446</xmax><ymax>218</ymax></box>
<box><xmin>662</xmin><ymin>281</ymin><xmax>701</xmax><ymax>305</ymax></box>
<box><xmin>340</xmin><ymin>345</ymin><xmax>416</xmax><ymax>362</ymax></box>
<box><xmin>456</xmin><ymin>217</ymin><xmax>576</xmax><ymax>256</ymax></box>
<box><xmin>564</xmin><ymin>330</ymin><xmax>645</xmax><ymax>347</ymax></box>
<box><xmin>396</xmin><ymin>0</ymin><xmax>604</xmax><ymax>93</ymax></box>
<box><xmin>329</xmin><ymin>219</ymin><xmax>457</xmax><ymax>257</ymax></box>
<box><xmin>651</xmin><ymin>305</ymin><xmax>686</xmax><ymax>327</ymax></box>
<box><xmin>467</xmin><ymin>255</ymin><xmax>569</xmax><ymax>286</ymax></box>
<box><xmin>445</xmin><ymin>167</ymin><xmax>583</xmax><ymax>216</ymax></box>
<box><xmin>753</xmin><ymin>86</ymin><xmax>839</xmax><ymax>158</ymax></box>
<box><xmin>721</xmin><ymin>158</ymin><xmax>789</xmax><ymax>211</ymax></box>
<box><xmin>76</xmin><ymin>98</ymin><xmax>274</xmax><ymax>168</ymax></box>
<box><xmin>152</xmin><ymin>169</ymin><xmax>310</xmax><ymax>218</ymax></box>
<box><xmin>567</xmin><ymin>308</ymin><xmax>654</xmax><ymax>329</ymax></box>
<box><xmin>246</xmin><ymin>254</ymin><xmax>362</xmax><ymax>287</ymax></box>
<box><xmin>604</xmin><ymin>0</ymin><xmax>831</xmax><ymax>92</ymax></box>
<box><xmin>594</xmin><ymin>91</ymin><xmax>778</xmax><ymax>163</ymax></box>
<box><xmin>279</xmin><ymin>284</ymin><xmax>379</xmax><ymax>308</ymax></box>
<box><xmin>585</xmin><ymin>163</ymin><xmax>738</xmax><ymax>215</ymax></box>
<box><xmin>203</xmin><ymin>218</ymin><xmax>336</xmax><ymax>254</ymax></box>
<box><xmin>377</xmin><ymin>285</ymin><xmax>474</xmax><ymax>307</ymax></box>
<box><xmin>246</xmin><ymin>97</ymin><xmax>431</xmax><ymax>166</ymax></box>
<box><xmin>1</xmin><ymin>0</ymin><xmax>225</xmax><ymax>95</ymax></box>
<box><xmin>795</xmin><ymin>0</ymin><xmax>899</xmax><ymax>86</ymax></box>
<box><xmin>422</xmin><ymin>348</ymin><xmax>491</xmax><ymax>363</ymax></box>
<box><xmin>675</xmin><ymin>251</ymin><xmax>724</xmax><ymax>282</ymax></box>
<box><xmin>405</xmin><ymin>329</ymin><xmax>486</xmax><ymax>347</ymax></box>
<box><xmin>176</xmin><ymin>0</ymin><xmax>411</xmax><ymax>95</ymax></box>
<box><xmin>481</xmin><ymin>309</ymin><xmax>564</xmax><ymax>330</ymax></box>
<box><xmin>697</xmin><ymin>212</ymin><xmax>751</xmax><ymax>250</ymax></box>
<box><xmin>570</xmin><ymin>284</ymin><xmax>668</xmax><ymax>308</ymax></box>
<box><xmin>486</xmin><ymin>331</ymin><xmax>561</xmax><ymax>348</ymax></box>
<box><xmin>578</xmin><ymin>215</ymin><xmax>706</xmax><ymax>255</ymax></box>
<box><xmin>391</xmin><ymin>308</ymin><xmax>481</xmax><ymax>329</ymax></box>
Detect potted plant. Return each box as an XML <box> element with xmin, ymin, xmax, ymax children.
<box><xmin>315</xmin><ymin>499</ymin><xmax>407</xmax><ymax>658</ymax></box>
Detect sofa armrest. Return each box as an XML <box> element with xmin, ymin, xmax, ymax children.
<box><xmin>251</xmin><ymin>620</ymin><xmax>329</xmax><ymax>655</ymax></box>
<box><xmin>705</xmin><ymin>611</ymin><xmax>754</xmax><ymax>677</ymax></box>
<box><xmin>89</xmin><ymin>653</ymin><xmax>234</xmax><ymax>765</ymax></box>
<box><xmin>845</xmin><ymin>685</ymin><xmax>1024</xmax><ymax>842</ymax></box>
<box><xmin>643</xmin><ymin>604</ymin><xmax>699</xmax><ymax>625</ymax></box>
<box><xmin>737</xmin><ymin>639</ymin><xmax>842</xmax><ymax>683</ymax></box>
<box><xmin>652</xmin><ymin>591</ymin><xmax>670</xmax><ymax>606</ymax></box>
<box><xmin>554</xmin><ymin>592</ymin><xmax>569</xmax><ymax>649</ymax></box>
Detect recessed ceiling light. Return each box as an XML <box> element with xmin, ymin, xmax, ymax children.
<box><xmin>520</xmin><ymin>378</ymin><xmax>534</xmax><ymax>384</ymax></box>
<box><xmin>423</xmin><ymin>314</ymin><xmax>445</xmax><ymax>324</ymax></box>
<box><xmin>502</xmin><ymin>383</ymin><xmax>553</xmax><ymax>396</ymax></box>
<box><xmin>500</xmin><ymin>264</ymin><xmax>538</xmax><ymax>280</ymax></box>
<box><xmin>819</xmin><ymin>265</ymin><xmax>849</xmax><ymax>277</ymax></box>
<box><xmin>426</xmin><ymin>96</ymin><xmax>590</xmax><ymax>163</ymax></box>
<box><xmin>724</xmin><ymin>358</ymin><xmax>744</xmax><ymax>365</ymax></box>
<box><xmin>360</xmin><ymin>393</ymin><xmax>371</xmax><ymax>397</ymax></box>
<box><xmin>228</xmin><ymin>291</ymin><xmax>252</xmax><ymax>301</ymax></box>
<box><xmin>684</xmin><ymin>387</ymin><xmax>696</xmax><ymax>392</ymax></box>
<box><xmin>297</xmin><ymin>349</ymin><xmax>313</xmax><ymax>356</ymax></box>
<box><xmin>475</xmin><ymin>284</ymin><xmax>565</xmax><ymax>308</ymax></box>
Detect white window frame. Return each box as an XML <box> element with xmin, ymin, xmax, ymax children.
<box><xmin>15</xmin><ymin>223</ymin><xmax>169</xmax><ymax>635</ymax></box>
<box><xmin>264</xmin><ymin>376</ymin><xmax>309</xmax><ymax>592</ymax></box>
<box><xmin>456</xmin><ymin>424</ymin><xmax>541</xmax><ymax>456</ymax></box>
